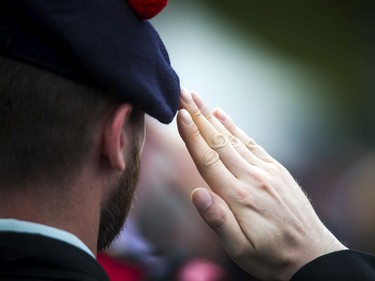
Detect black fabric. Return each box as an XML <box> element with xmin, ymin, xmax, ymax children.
<box><xmin>0</xmin><ymin>232</ymin><xmax>109</xmax><ymax>281</ymax></box>
<box><xmin>0</xmin><ymin>0</ymin><xmax>180</xmax><ymax>124</ymax></box>
<box><xmin>291</xmin><ymin>250</ymin><xmax>375</xmax><ymax>281</ymax></box>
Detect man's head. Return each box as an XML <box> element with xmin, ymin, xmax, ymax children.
<box><xmin>0</xmin><ymin>55</ymin><xmax>145</xmax><ymax>251</ymax></box>
<box><xmin>0</xmin><ymin>0</ymin><xmax>179</xmax><ymax>252</ymax></box>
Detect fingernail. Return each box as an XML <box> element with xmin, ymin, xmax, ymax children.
<box><xmin>214</xmin><ymin>108</ymin><xmax>226</xmax><ymax>122</ymax></box>
<box><xmin>191</xmin><ymin>92</ymin><xmax>204</xmax><ymax>110</ymax></box>
<box><xmin>192</xmin><ymin>188</ymin><xmax>213</xmax><ymax>212</ymax></box>
<box><xmin>180</xmin><ymin>88</ymin><xmax>193</xmax><ymax>103</ymax></box>
<box><xmin>179</xmin><ymin>109</ymin><xmax>192</xmax><ymax>125</ymax></box>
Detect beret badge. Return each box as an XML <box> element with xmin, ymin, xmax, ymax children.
<box><xmin>128</xmin><ymin>0</ymin><xmax>168</xmax><ymax>20</ymax></box>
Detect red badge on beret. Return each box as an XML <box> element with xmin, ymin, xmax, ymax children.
<box><xmin>128</xmin><ymin>0</ymin><xmax>168</xmax><ymax>20</ymax></box>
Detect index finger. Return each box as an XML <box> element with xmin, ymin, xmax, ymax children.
<box><xmin>179</xmin><ymin>89</ymin><xmax>250</xmax><ymax>179</ymax></box>
<box><xmin>177</xmin><ymin>109</ymin><xmax>237</xmax><ymax>195</ymax></box>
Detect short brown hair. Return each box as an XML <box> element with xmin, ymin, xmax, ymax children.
<box><xmin>0</xmin><ymin>56</ymin><xmax>117</xmax><ymax>192</ymax></box>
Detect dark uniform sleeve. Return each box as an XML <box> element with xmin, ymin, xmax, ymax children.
<box><xmin>291</xmin><ymin>250</ymin><xmax>375</xmax><ymax>281</ymax></box>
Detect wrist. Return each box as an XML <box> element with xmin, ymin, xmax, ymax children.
<box><xmin>286</xmin><ymin>227</ymin><xmax>347</xmax><ymax>280</ymax></box>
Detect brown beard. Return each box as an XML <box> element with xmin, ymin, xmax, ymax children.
<box><xmin>97</xmin><ymin>135</ymin><xmax>141</xmax><ymax>252</ymax></box>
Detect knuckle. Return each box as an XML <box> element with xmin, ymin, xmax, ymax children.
<box><xmin>209</xmin><ymin>133</ymin><xmax>229</xmax><ymax>150</ymax></box>
<box><xmin>202</xmin><ymin>107</ymin><xmax>213</xmax><ymax>118</ymax></box>
<box><xmin>192</xmin><ymin>109</ymin><xmax>203</xmax><ymax>119</ymax></box>
<box><xmin>206</xmin><ymin>208</ymin><xmax>226</xmax><ymax>230</ymax></box>
<box><xmin>226</xmin><ymin>240</ymin><xmax>255</xmax><ymax>261</ymax></box>
<box><xmin>259</xmin><ymin>182</ymin><xmax>274</xmax><ymax>195</ymax></box>
<box><xmin>244</xmin><ymin>137</ymin><xmax>257</xmax><ymax>148</ymax></box>
<box><xmin>227</xmin><ymin>134</ymin><xmax>240</xmax><ymax>146</ymax></box>
<box><xmin>191</xmin><ymin>127</ymin><xmax>200</xmax><ymax>138</ymax></box>
<box><xmin>232</xmin><ymin>186</ymin><xmax>251</xmax><ymax>201</ymax></box>
<box><xmin>275</xmin><ymin>162</ymin><xmax>288</xmax><ymax>173</ymax></box>
<box><xmin>206</xmin><ymin>112</ymin><xmax>215</xmax><ymax>122</ymax></box>
<box><xmin>227</xmin><ymin>121</ymin><xmax>237</xmax><ymax>133</ymax></box>
<box><xmin>201</xmin><ymin>149</ymin><xmax>220</xmax><ymax>169</ymax></box>
<box><xmin>265</xmin><ymin>161</ymin><xmax>285</xmax><ymax>175</ymax></box>
<box><xmin>244</xmin><ymin>167</ymin><xmax>265</xmax><ymax>184</ymax></box>
<box><xmin>252</xmin><ymin>171</ymin><xmax>265</xmax><ymax>184</ymax></box>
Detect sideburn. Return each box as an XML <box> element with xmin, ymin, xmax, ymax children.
<box><xmin>97</xmin><ymin>135</ymin><xmax>141</xmax><ymax>252</ymax></box>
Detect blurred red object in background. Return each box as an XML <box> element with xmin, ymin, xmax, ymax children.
<box><xmin>98</xmin><ymin>253</ymin><xmax>143</xmax><ymax>281</ymax></box>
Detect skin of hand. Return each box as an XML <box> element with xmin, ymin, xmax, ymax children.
<box><xmin>177</xmin><ymin>89</ymin><xmax>347</xmax><ymax>281</ymax></box>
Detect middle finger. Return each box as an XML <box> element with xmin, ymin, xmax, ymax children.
<box><xmin>180</xmin><ymin>89</ymin><xmax>250</xmax><ymax>178</ymax></box>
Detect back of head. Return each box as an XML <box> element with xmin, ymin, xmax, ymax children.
<box><xmin>0</xmin><ymin>55</ymin><xmax>115</xmax><ymax>192</ymax></box>
<box><xmin>0</xmin><ymin>0</ymin><xmax>180</xmax><ymax>192</ymax></box>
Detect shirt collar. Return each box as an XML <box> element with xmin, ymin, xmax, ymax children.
<box><xmin>0</xmin><ymin>218</ymin><xmax>95</xmax><ymax>258</ymax></box>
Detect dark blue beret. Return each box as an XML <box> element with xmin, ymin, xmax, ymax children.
<box><xmin>0</xmin><ymin>0</ymin><xmax>180</xmax><ymax>124</ymax></box>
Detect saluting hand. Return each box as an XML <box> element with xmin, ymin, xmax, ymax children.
<box><xmin>177</xmin><ymin>89</ymin><xmax>346</xmax><ymax>281</ymax></box>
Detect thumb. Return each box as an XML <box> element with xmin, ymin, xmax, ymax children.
<box><xmin>191</xmin><ymin>188</ymin><xmax>214</xmax><ymax>214</ymax></box>
<box><xmin>191</xmin><ymin>188</ymin><xmax>248</xmax><ymax>256</ymax></box>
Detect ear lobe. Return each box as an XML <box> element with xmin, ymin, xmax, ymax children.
<box><xmin>102</xmin><ymin>103</ymin><xmax>133</xmax><ymax>171</ymax></box>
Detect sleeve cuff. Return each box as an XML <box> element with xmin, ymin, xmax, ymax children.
<box><xmin>291</xmin><ymin>250</ymin><xmax>375</xmax><ymax>281</ymax></box>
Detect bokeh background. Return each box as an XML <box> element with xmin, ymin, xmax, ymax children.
<box><xmin>100</xmin><ymin>1</ymin><xmax>375</xmax><ymax>280</ymax></box>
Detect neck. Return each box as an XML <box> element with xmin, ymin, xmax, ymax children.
<box><xmin>0</xmin><ymin>182</ymin><xmax>102</xmax><ymax>256</ymax></box>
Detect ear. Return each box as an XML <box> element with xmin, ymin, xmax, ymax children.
<box><xmin>102</xmin><ymin>103</ymin><xmax>133</xmax><ymax>171</ymax></box>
